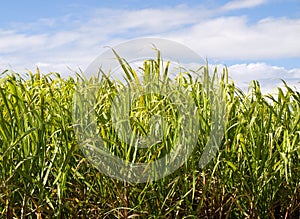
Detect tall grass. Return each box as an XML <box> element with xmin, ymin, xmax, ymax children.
<box><xmin>0</xmin><ymin>54</ymin><xmax>299</xmax><ymax>218</ymax></box>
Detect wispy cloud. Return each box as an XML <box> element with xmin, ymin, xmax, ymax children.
<box><xmin>221</xmin><ymin>0</ymin><xmax>268</xmax><ymax>11</ymax></box>
<box><xmin>167</xmin><ymin>16</ymin><xmax>300</xmax><ymax>60</ymax></box>
<box><xmin>0</xmin><ymin>30</ymin><xmax>48</xmax><ymax>53</ymax></box>
<box><xmin>0</xmin><ymin>2</ymin><xmax>299</xmax><ymax>93</ymax></box>
<box><xmin>227</xmin><ymin>62</ymin><xmax>300</xmax><ymax>93</ymax></box>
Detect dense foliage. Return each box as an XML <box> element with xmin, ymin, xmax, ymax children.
<box><xmin>0</xmin><ymin>57</ymin><xmax>299</xmax><ymax>218</ymax></box>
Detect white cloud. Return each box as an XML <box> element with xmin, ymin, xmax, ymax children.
<box><xmin>227</xmin><ymin>62</ymin><xmax>300</xmax><ymax>93</ymax></box>
<box><xmin>221</xmin><ymin>0</ymin><xmax>268</xmax><ymax>11</ymax></box>
<box><xmin>0</xmin><ymin>30</ymin><xmax>47</xmax><ymax>53</ymax></box>
<box><xmin>0</xmin><ymin>3</ymin><xmax>299</xmax><ymax>94</ymax></box>
<box><xmin>167</xmin><ymin>16</ymin><xmax>300</xmax><ymax>60</ymax></box>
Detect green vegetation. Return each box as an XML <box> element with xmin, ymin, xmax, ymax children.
<box><xmin>0</xmin><ymin>55</ymin><xmax>299</xmax><ymax>218</ymax></box>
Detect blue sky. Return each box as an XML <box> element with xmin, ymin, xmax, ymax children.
<box><xmin>0</xmin><ymin>0</ymin><xmax>300</xmax><ymax>92</ymax></box>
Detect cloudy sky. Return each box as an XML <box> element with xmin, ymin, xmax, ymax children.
<box><xmin>0</xmin><ymin>0</ymin><xmax>299</xmax><ymax>92</ymax></box>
